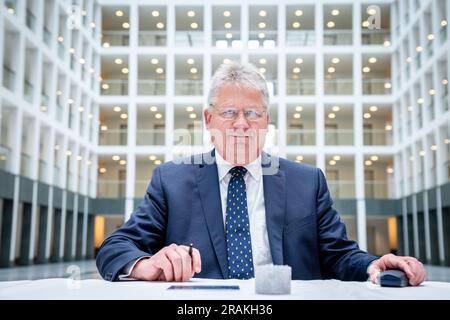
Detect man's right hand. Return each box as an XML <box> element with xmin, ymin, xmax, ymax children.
<box><xmin>130</xmin><ymin>244</ymin><xmax>202</xmax><ymax>282</ymax></box>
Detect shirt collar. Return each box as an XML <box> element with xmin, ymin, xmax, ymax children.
<box><xmin>215</xmin><ymin>151</ymin><xmax>262</xmax><ymax>182</ymax></box>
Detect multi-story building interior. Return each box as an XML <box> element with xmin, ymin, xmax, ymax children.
<box><xmin>0</xmin><ymin>0</ymin><xmax>449</xmax><ymax>269</ymax></box>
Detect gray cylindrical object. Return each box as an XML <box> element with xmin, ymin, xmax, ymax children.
<box><xmin>255</xmin><ymin>265</ymin><xmax>291</xmax><ymax>295</ymax></box>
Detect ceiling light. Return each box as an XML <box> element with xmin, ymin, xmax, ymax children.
<box><xmin>122</xmin><ymin>22</ymin><xmax>130</xmax><ymax>29</ymax></box>
<box><xmin>99</xmin><ymin>167</ymin><xmax>106</xmax><ymax>174</ymax></box>
<box><xmin>223</xmin><ymin>11</ymin><xmax>231</xmax><ymax>17</ymax></box>
<box><xmin>155</xmin><ymin>113</ymin><xmax>162</xmax><ymax>119</ymax></box>
<box><xmin>78</xmin><ymin>106</ymin><xmax>84</xmax><ymax>112</ymax></box>
<box><xmin>293</xmin><ymin>67</ymin><xmax>301</xmax><ymax>73</ymax></box>
<box><xmin>407</xmin><ymin>106</ymin><xmax>413</xmax><ymax>112</ymax></box>
<box><xmin>259</xmin><ymin>58</ymin><xmax>267</xmax><ymax>64</ymax></box>
<box><xmin>331</xmin><ymin>57</ymin><xmax>340</xmax><ymax>64</ymax></box>
<box><xmin>190</xmin><ymin>67</ymin><xmax>198</xmax><ymax>74</ymax></box>
<box><xmin>119</xmin><ymin>160</ymin><xmax>126</xmax><ymax>165</ymax></box>
<box><xmin>259</xmin><ymin>67</ymin><xmax>266</xmax><ymax>74</ymax></box>
<box><xmin>367</xmin><ymin>8</ymin><xmax>377</xmax><ymax>15</ymax></box>
<box><xmin>441</xmin><ymin>20</ymin><xmax>448</xmax><ymax>27</ymax></box>
<box><xmin>387</xmin><ymin>167</ymin><xmax>394</xmax><ymax>174</ymax></box>
<box><xmin>189</xmin><ymin>113</ymin><xmax>197</xmax><ymax>119</ymax></box>
<box><xmin>362</xmin><ymin>21</ymin><xmax>370</xmax><ymax>28</ymax></box>
<box><xmin>187</xmin><ymin>10</ymin><xmax>195</xmax><ymax>17</ymax></box>
<box><xmin>57</xmin><ymin>36</ymin><xmax>64</xmax><ymax>42</ymax></box>
<box><xmin>369</xmin><ymin>105</ymin><xmax>378</xmax><ymax>112</ymax></box>
<box><xmin>442</xmin><ymin>79</ymin><xmax>449</xmax><ymax>85</ymax></box>
<box><xmin>102</xmin><ymin>83</ymin><xmax>109</xmax><ymax>90</ymax></box>
<box><xmin>416</xmin><ymin>46</ymin><xmax>423</xmax><ymax>52</ymax></box>
<box><xmin>154</xmin><ymin>160</ymin><xmax>162</xmax><ymax>165</ymax></box>
<box><xmin>329</xmin><ymin>160</ymin><xmax>336</xmax><ymax>166</ymax></box>
<box><xmin>417</xmin><ymin>98</ymin><xmax>424</xmax><ymax>104</ymax></box>
<box><xmin>428</xmin><ymin>89</ymin><xmax>436</xmax><ymax>95</ymax></box>
<box><xmin>112</xmin><ymin>155</ymin><xmax>120</xmax><ymax>161</ymax></box>
<box><xmin>191</xmin><ymin>22</ymin><xmax>198</xmax><ymax>29</ymax></box>
<box><xmin>295</xmin><ymin>10</ymin><xmax>303</xmax><ymax>16</ymax></box>
<box><xmin>120</xmin><ymin>113</ymin><xmax>128</xmax><ymax>119</ymax></box>
<box><xmin>187</xmin><ymin>58</ymin><xmax>195</xmax><ymax>65</ymax></box>
<box><xmin>370</xmin><ymin>155</ymin><xmax>379</xmax><ymax>161</ymax></box>
<box><xmin>368</xmin><ymin>57</ymin><xmax>377</xmax><ymax>63</ymax></box>
<box><xmin>150</xmin><ymin>106</ymin><xmax>158</xmax><ymax>112</ymax></box>
<box><xmin>226</xmin><ymin>33</ymin><xmax>232</xmax><ymax>39</ymax></box>
<box><xmin>406</xmin><ymin>56</ymin><xmax>413</xmax><ymax>63</ymax></box>
<box><xmin>156</xmin><ymin>22</ymin><xmax>164</xmax><ymax>29</ymax></box>
<box><xmin>327</xmin><ymin>21</ymin><xmax>335</xmax><ymax>28</ymax></box>
<box><xmin>186</xmin><ymin>106</ymin><xmax>194</xmax><ymax>112</ymax></box>
<box><xmin>156</xmin><ymin>67</ymin><xmax>164</xmax><ymax>74</ymax></box>
<box><xmin>363</xmin><ymin>113</ymin><xmax>371</xmax><ymax>119</ymax></box>
<box><xmin>327</xmin><ymin>67</ymin><xmax>335</xmax><ymax>73</ymax></box>
<box><xmin>258</xmin><ymin>32</ymin><xmax>266</xmax><ymax>39</ymax></box>
<box><xmin>121</xmin><ymin>67</ymin><xmax>129</xmax><ymax>74</ymax></box>
<box><xmin>292</xmin><ymin>22</ymin><xmax>301</xmax><ymax>28</ymax></box>
<box><xmin>296</xmin><ymin>155</ymin><xmax>304</xmax><ymax>161</ymax></box>
<box><xmin>113</xmin><ymin>106</ymin><xmax>121</xmax><ymax>112</ymax></box>
<box><xmin>90</xmin><ymin>22</ymin><xmax>96</xmax><ymax>28</ymax></box>
<box><xmin>40</xmin><ymin>105</ymin><xmax>47</xmax><ymax>112</ymax></box>
<box><xmin>333</xmin><ymin>155</ymin><xmax>341</xmax><ymax>161</ymax></box>
<box><xmin>295</xmin><ymin>106</ymin><xmax>303</xmax><ymax>112</ymax></box>
<box><xmin>293</xmin><ymin>113</ymin><xmax>301</xmax><ymax>119</ymax></box>
<box><xmin>224</xmin><ymin>22</ymin><xmax>232</xmax><ymax>29</ymax></box>
<box><xmin>100</xmin><ymin>125</ymin><xmax>108</xmax><ymax>131</ymax></box>
<box><xmin>385</xmin><ymin>82</ymin><xmax>392</xmax><ymax>89</ymax></box>
<box><xmin>332</xmin><ymin>105</ymin><xmax>340</xmax><ymax>112</ymax></box>
<box><xmin>149</xmin><ymin>155</ymin><xmax>157</xmax><ymax>161</ymax></box>
<box><xmin>427</xmin><ymin>34</ymin><xmax>434</xmax><ymax>40</ymax></box>
<box><xmin>419</xmin><ymin>150</ymin><xmax>426</xmax><ymax>156</ymax></box>
<box><xmin>258</xmin><ymin>22</ymin><xmax>266</xmax><ymax>29</ymax></box>
<box><xmin>152</xmin><ymin>10</ymin><xmax>160</xmax><ymax>17</ymax></box>
<box><xmin>77</xmin><ymin>155</ymin><xmax>82</xmax><ymax>161</ymax></box>
<box><xmin>115</xmin><ymin>58</ymin><xmax>123</xmax><ymax>64</ymax></box>
<box><xmin>328</xmin><ymin>113</ymin><xmax>336</xmax><ymax>119</ymax></box>
<box><xmin>223</xmin><ymin>58</ymin><xmax>231</xmax><ymax>64</ymax></box>
<box><xmin>115</xmin><ymin>10</ymin><xmax>123</xmax><ymax>17</ymax></box>
<box><xmin>331</xmin><ymin>9</ymin><xmax>339</xmax><ymax>16</ymax></box>
<box><xmin>363</xmin><ymin>67</ymin><xmax>371</xmax><ymax>73</ymax></box>
<box><xmin>295</xmin><ymin>58</ymin><xmax>304</xmax><ymax>64</ymax></box>
<box><xmin>444</xmin><ymin>138</ymin><xmax>450</xmax><ymax>144</ymax></box>
<box><xmin>365</xmin><ymin>160</ymin><xmax>372</xmax><ymax>166</ymax></box>
<box><xmin>151</xmin><ymin>58</ymin><xmax>159</xmax><ymax>64</ymax></box>
<box><xmin>385</xmin><ymin>124</ymin><xmax>393</xmax><ymax>131</ymax></box>
<box><xmin>383</xmin><ymin>40</ymin><xmax>391</xmax><ymax>47</ymax></box>
<box><xmin>68</xmin><ymin>98</ymin><xmax>74</xmax><ymax>104</ymax></box>
<box><xmin>69</xmin><ymin>48</ymin><xmax>75</xmax><ymax>54</ymax></box>
<box><xmin>259</xmin><ymin>10</ymin><xmax>267</xmax><ymax>17</ymax></box>
<box><xmin>102</xmin><ymin>42</ymin><xmax>110</xmax><ymax>48</ymax></box>
<box><xmin>431</xmin><ymin>145</ymin><xmax>437</xmax><ymax>151</ymax></box>
<box><xmin>79</xmin><ymin>58</ymin><xmax>85</xmax><ymax>64</ymax></box>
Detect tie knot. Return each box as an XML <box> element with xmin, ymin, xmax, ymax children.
<box><xmin>229</xmin><ymin>166</ymin><xmax>247</xmax><ymax>177</ymax></box>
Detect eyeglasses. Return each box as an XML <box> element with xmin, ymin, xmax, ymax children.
<box><xmin>212</xmin><ymin>107</ymin><xmax>266</xmax><ymax>121</ymax></box>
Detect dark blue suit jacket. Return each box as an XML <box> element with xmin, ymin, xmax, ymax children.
<box><xmin>96</xmin><ymin>150</ymin><xmax>377</xmax><ymax>281</ymax></box>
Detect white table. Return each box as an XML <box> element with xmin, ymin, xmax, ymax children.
<box><xmin>1</xmin><ymin>278</ymin><xmax>450</xmax><ymax>300</ymax></box>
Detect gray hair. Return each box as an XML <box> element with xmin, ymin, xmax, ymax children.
<box><xmin>207</xmin><ymin>61</ymin><xmax>269</xmax><ymax>109</ymax></box>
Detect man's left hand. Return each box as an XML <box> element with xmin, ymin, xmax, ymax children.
<box><xmin>367</xmin><ymin>253</ymin><xmax>426</xmax><ymax>286</ymax></box>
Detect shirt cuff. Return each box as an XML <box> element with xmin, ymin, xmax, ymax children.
<box><xmin>118</xmin><ymin>256</ymin><xmax>151</xmax><ymax>280</ymax></box>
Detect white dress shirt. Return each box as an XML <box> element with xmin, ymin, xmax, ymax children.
<box><xmin>215</xmin><ymin>152</ymin><xmax>273</xmax><ymax>267</ymax></box>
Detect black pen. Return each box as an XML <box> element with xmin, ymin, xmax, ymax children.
<box><xmin>188</xmin><ymin>243</ymin><xmax>193</xmax><ymax>258</ymax></box>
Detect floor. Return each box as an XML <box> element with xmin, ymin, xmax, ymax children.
<box><xmin>1</xmin><ymin>261</ymin><xmax>450</xmax><ymax>282</ymax></box>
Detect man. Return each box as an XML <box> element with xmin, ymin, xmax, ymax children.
<box><xmin>96</xmin><ymin>62</ymin><xmax>426</xmax><ymax>285</ymax></box>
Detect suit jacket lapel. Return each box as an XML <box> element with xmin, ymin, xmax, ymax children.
<box><xmin>262</xmin><ymin>152</ymin><xmax>285</xmax><ymax>265</ymax></box>
<box><xmin>196</xmin><ymin>151</ymin><xmax>229</xmax><ymax>278</ymax></box>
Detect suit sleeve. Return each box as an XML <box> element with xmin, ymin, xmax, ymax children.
<box><xmin>315</xmin><ymin>168</ymin><xmax>378</xmax><ymax>281</ymax></box>
<box><xmin>96</xmin><ymin>166</ymin><xmax>168</xmax><ymax>281</ymax></box>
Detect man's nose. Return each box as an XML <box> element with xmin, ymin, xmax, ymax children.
<box><xmin>232</xmin><ymin>112</ymin><xmax>250</xmax><ymax>128</ymax></box>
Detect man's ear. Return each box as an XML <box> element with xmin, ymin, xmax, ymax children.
<box><xmin>204</xmin><ymin>108</ymin><xmax>212</xmax><ymax>130</ymax></box>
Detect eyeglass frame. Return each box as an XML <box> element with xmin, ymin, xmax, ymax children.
<box><xmin>209</xmin><ymin>104</ymin><xmax>268</xmax><ymax>121</ymax></box>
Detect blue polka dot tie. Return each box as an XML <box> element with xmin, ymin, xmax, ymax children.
<box><xmin>226</xmin><ymin>166</ymin><xmax>254</xmax><ymax>279</ymax></box>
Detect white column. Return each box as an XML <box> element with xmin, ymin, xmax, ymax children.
<box><xmin>9</xmin><ymin>176</ymin><xmax>21</xmax><ymax>263</ymax></box>
<box><xmin>71</xmin><ymin>194</ymin><xmax>78</xmax><ymax>258</ymax></box>
<box><xmin>45</xmin><ymin>186</ymin><xmax>53</xmax><ymax>259</ymax></box>
<box><xmin>81</xmin><ymin>196</ymin><xmax>89</xmax><ymax>257</ymax></box>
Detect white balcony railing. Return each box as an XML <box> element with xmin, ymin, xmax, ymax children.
<box><xmin>136</xmin><ymin>129</ymin><xmax>165</xmax><ymax>145</ymax></box>
<box><xmin>325</xmin><ymin>129</ymin><xmax>354</xmax><ymax>145</ymax></box>
<box><xmin>286</xmin><ymin>129</ymin><xmax>316</xmax><ymax>145</ymax></box>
